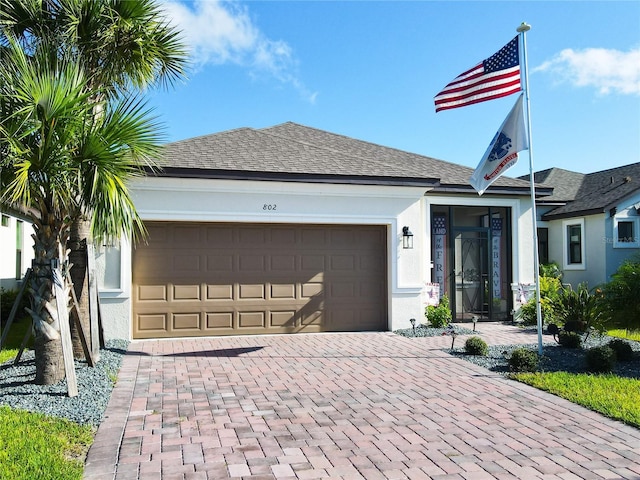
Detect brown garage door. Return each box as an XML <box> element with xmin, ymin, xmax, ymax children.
<box><xmin>132</xmin><ymin>222</ymin><xmax>387</xmax><ymax>338</ymax></box>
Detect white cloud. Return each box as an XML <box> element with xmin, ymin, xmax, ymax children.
<box><xmin>534</xmin><ymin>47</ymin><xmax>640</xmax><ymax>95</ymax></box>
<box><xmin>162</xmin><ymin>0</ymin><xmax>318</xmax><ymax>103</ymax></box>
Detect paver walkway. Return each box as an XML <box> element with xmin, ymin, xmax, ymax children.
<box><xmin>84</xmin><ymin>323</ymin><xmax>640</xmax><ymax>480</ymax></box>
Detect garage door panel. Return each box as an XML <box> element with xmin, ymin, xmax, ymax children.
<box><xmin>173</xmin><ymin>313</ymin><xmax>201</xmax><ymax>330</ymax></box>
<box><xmin>301</xmin><ymin>310</ymin><xmax>322</xmax><ymax>327</ymax></box>
<box><xmin>207</xmin><ymin>284</ymin><xmax>233</xmax><ymax>300</ymax></box>
<box><xmin>301</xmin><ymin>228</ymin><xmax>327</xmax><ymax>246</ymax></box>
<box><xmin>206</xmin><ymin>312</ymin><xmax>233</xmax><ymax>329</ymax></box>
<box><xmin>173</xmin><ymin>284</ymin><xmax>200</xmax><ymax>300</ymax></box>
<box><xmin>360</xmin><ymin>254</ymin><xmax>385</xmax><ymax>272</ymax></box>
<box><xmin>330</xmin><ymin>229</ymin><xmax>356</xmax><ymax>246</ymax></box>
<box><xmin>138</xmin><ymin>285</ymin><xmax>167</xmax><ymax>301</ymax></box>
<box><xmin>270</xmin><ymin>311</ymin><xmax>295</xmax><ymax>327</ymax></box>
<box><xmin>207</xmin><ymin>254</ymin><xmax>233</xmax><ymax>272</ymax></box>
<box><xmin>331</xmin><ymin>255</ymin><xmax>355</xmax><ymax>270</ymax></box>
<box><xmin>239</xmin><ymin>227</ymin><xmax>266</xmax><ymax>245</ymax></box>
<box><xmin>271</xmin><ymin>284</ymin><xmax>296</xmax><ymax>299</ymax></box>
<box><xmin>238</xmin><ymin>255</ymin><xmax>265</xmax><ymax>272</ymax></box>
<box><xmin>174</xmin><ymin>254</ymin><xmax>201</xmax><ymax>272</ymax></box>
<box><xmin>206</xmin><ymin>226</ymin><xmax>233</xmax><ymax>245</ymax></box>
<box><xmin>238</xmin><ymin>311</ymin><xmax>265</xmax><ymax>328</ymax></box>
<box><xmin>145</xmin><ymin>225</ymin><xmax>168</xmax><ymax>243</ymax></box>
<box><xmin>330</xmin><ymin>282</ymin><xmax>355</xmax><ymax>298</ymax></box>
<box><xmin>301</xmin><ymin>282</ymin><xmax>323</xmax><ymax>298</ymax></box>
<box><xmin>270</xmin><ymin>227</ymin><xmax>296</xmax><ymax>244</ymax></box>
<box><xmin>133</xmin><ymin>223</ymin><xmax>387</xmax><ymax>338</ymax></box>
<box><xmin>174</xmin><ymin>225</ymin><xmax>201</xmax><ymax>243</ymax></box>
<box><xmin>239</xmin><ymin>284</ymin><xmax>265</xmax><ymax>299</ymax></box>
<box><xmin>271</xmin><ymin>255</ymin><xmax>296</xmax><ymax>271</ymax></box>
<box><xmin>301</xmin><ymin>255</ymin><xmax>325</xmax><ymax>271</ymax></box>
<box><xmin>137</xmin><ymin>313</ymin><xmax>167</xmax><ymax>332</ymax></box>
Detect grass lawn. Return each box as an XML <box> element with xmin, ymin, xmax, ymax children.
<box><xmin>1</xmin><ymin>319</ymin><xmax>94</xmax><ymax>479</ymax></box>
<box><xmin>607</xmin><ymin>329</ymin><xmax>640</xmax><ymax>342</ymax></box>
<box><xmin>0</xmin><ymin>406</ymin><xmax>94</xmax><ymax>480</ymax></box>
<box><xmin>511</xmin><ymin>371</ymin><xmax>640</xmax><ymax>428</ymax></box>
<box><xmin>0</xmin><ymin>348</ymin><xmax>17</xmax><ymax>364</ymax></box>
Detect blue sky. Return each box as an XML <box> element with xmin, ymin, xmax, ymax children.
<box><xmin>152</xmin><ymin>1</ymin><xmax>640</xmax><ymax>178</ymax></box>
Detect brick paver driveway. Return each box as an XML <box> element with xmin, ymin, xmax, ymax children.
<box><xmin>84</xmin><ymin>324</ymin><xmax>640</xmax><ymax>479</ymax></box>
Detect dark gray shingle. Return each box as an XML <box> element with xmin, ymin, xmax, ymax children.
<box><xmin>535</xmin><ymin>164</ymin><xmax>640</xmax><ymax>219</ymax></box>
<box><xmin>155</xmin><ymin>122</ymin><xmax>537</xmax><ymax>192</ymax></box>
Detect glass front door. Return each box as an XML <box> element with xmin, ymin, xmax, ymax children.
<box><xmin>453</xmin><ymin>229</ymin><xmax>489</xmax><ymax>321</ymax></box>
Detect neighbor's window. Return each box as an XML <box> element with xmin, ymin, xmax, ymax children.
<box><xmin>537</xmin><ymin>227</ymin><xmax>549</xmax><ymax>265</ymax></box>
<box><xmin>617</xmin><ymin>221</ymin><xmax>634</xmax><ymax>243</ymax></box>
<box><xmin>614</xmin><ymin>218</ymin><xmax>639</xmax><ymax>248</ymax></box>
<box><xmin>1</xmin><ymin>214</ymin><xmax>9</xmax><ymax>227</ymax></box>
<box><xmin>563</xmin><ymin>219</ymin><xmax>585</xmax><ymax>270</ymax></box>
<box><xmin>567</xmin><ymin>224</ymin><xmax>582</xmax><ymax>264</ymax></box>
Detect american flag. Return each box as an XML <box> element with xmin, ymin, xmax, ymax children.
<box><xmin>434</xmin><ymin>36</ymin><xmax>521</xmax><ymax>113</ymax></box>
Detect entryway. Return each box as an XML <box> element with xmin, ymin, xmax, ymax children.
<box><xmin>431</xmin><ymin>206</ymin><xmax>512</xmax><ymax>322</ymax></box>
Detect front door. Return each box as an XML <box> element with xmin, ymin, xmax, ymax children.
<box><xmin>453</xmin><ymin>228</ymin><xmax>489</xmax><ymax>321</ymax></box>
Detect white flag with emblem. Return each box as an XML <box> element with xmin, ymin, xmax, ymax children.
<box><xmin>470</xmin><ymin>94</ymin><xmax>528</xmax><ymax>195</ymax></box>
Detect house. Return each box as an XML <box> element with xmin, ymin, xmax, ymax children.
<box><xmin>0</xmin><ymin>208</ymin><xmax>35</xmax><ymax>291</ymax></box>
<box><xmin>97</xmin><ymin>122</ymin><xmax>552</xmax><ymax>341</ymax></box>
<box><xmin>524</xmin><ymin>163</ymin><xmax>640</xmax><ymax>289</ymax></box>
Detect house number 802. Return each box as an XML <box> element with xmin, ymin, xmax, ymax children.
<box><xmin>263</xmin><ymin>204</ymin><xmax>277</xmax><ymax>211</ymax></box>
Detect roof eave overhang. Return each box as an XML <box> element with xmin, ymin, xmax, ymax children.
<box><xmin>542</xmin><ymin>207</ymin><xmax>605</xmax><ymax>221</ymax></box>
<box><xmin>146</xmin><ymin>166</ymin><xmax>441</xmax><ymax>188</ymax></box>
<box><xmin>429</xmin><ymin>185</ymin><xmax>553</xmax><ymax>197</ymax></box>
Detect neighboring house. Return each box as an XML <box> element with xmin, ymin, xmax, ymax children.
<box><xmin>97</xmin><ymin>122</ymin><xmax>552</xmax><ymax>341</ymax></box>
<box><xmin>523</xmin><ymin>163</ymin><xmax>640</xmax><ymax>289</ymax></box>
<box><xmin>0</xmin><ymin>208</ymin><xmax>35</xmax><ymax>291</ymax></box>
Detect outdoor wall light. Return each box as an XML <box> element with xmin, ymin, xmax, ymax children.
<box><xmin>410</xmin><ymin>318</ymin><xmax>416</xmax><ymax>334</ymax></box>
<box><xmin>402</xmin><ymin>226</ymin><xmax>414</xmax><ymax>249</ymax></box>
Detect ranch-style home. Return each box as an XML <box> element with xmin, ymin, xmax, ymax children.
<box><xmin>97</xmin><ymin>122</ymin><xmax>552</xmax><ymax>341</ymax></box>
<box><xmin>523</xmin><ymin>163</ymin><xmax>640</xmax><ymax>289</ymax></box>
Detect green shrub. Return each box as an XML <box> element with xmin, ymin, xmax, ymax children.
<box><xmin>516</xmin><ymin>276</ymin><xmax>562</xmax><ymax>326</ymax></box>
<box><xmin>509</xmin><ymin>348</ymin><xmax>539</xmax><ymax>372</ymax></box>
<box><xmin>607</xmin><ymin>339</ymin><xmax>634</xmax><ymax>362</ymax></box>
<box><xmin>551</xmin><ymin>283</ymin><xmax>606</xmax><ymax>333</ymax></box>
<box><xmin>585</xmin><ymin>345</ymin><xmax>616</xmax><ymax>373</ymax></box>
<box><xmin>601</xmin><ymin>254</ymin><xmax>640</xmax><ymax>332</ymax></box>
<box><xmin>0</xmin><ymin>288</ymin><xmax>30</xmax><ymax>325</ymax></box>
<box><xmin>540</xmin><ymin>262</ymin><xmax>563</xmax><ymax>280</ymax></box>
<box><xmin>558</xmin><ymin>331</ymin><xmax>582</xmax><ymax>349</ymax></box>
<box><xmin>426</xmin><ymin>295</ymin><xmax>452</xmax><ymax>328</ymax></box>
<box><xmin>464</xmin><ymin>336</ymin><xmax>488</xmax><ymax>356</ymax></box>
<box><xmin>564</xmin><ymin>320</ymin><xmax>587</xmax><ymax>333</ymax></box>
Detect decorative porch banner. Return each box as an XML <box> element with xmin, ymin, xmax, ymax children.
<box><xmin>491</xmin><ymin>218</ymin><xmax>502</xmax><ymax>298</ymax></box>
<box><xmin>432</xmin><ymin>215</ymin><xmax>447</xmax><ymax>298</ymax></box>
<box><xmin>424</xmin><ymin>282</ymin><xmax>440</xmax><ymax>306</ymax></box>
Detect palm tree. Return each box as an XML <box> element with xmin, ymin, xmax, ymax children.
<box><xmin>1</xmin><ymin>0</ymin><xmax>187</xmax><ymax>358</ymax></box>
<box><xmin>0</xmin><ymin>38</ymin><xmax>162</xmax><ymax>384</ymax></box>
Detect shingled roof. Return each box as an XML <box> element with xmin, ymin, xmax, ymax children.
<box><xmin>523</xmin><ymin>164</ymin><xmax>640</xmax><ymax>220</ymax></box>
<box><xmin>153</xmin><ymin>122</ymin><xmax>541</xmax><ymax>194</ymax></box>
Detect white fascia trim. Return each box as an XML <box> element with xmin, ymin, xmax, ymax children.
<box><xmin>133</xmin><ymin>177</ymin><xmax>428</xmax><ymax>199</ymax></box>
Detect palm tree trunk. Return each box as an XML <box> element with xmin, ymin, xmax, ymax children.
<box><xmin>30</xmin><ymin>212</ymin><xmax>69</xmax><ymax>385</ymax></box>
<box><xmin>69</xmin><ymin>217</ymin><xmax>90</xmax><ymax>360</ymax></box>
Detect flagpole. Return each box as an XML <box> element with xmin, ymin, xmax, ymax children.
<box><xmin>517</xmin><ymin>22</ymin><xmax>543</xmax><ymax>355</ymax></box>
